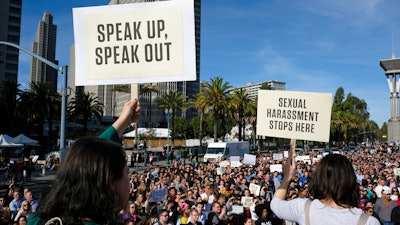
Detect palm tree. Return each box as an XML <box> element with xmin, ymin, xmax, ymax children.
<box><xmin>231</xmin><ymin>88</ymin><xmax>253</xmax><ymax>141</ymax></box>
<box><xmin>139</xmin><ymin>84</ymin><xmax>160</xmax><ymax>127</ymax></box>
<box><xmin>201</xmin><ymin>77</ymin><xmax>232</xmax><ymax>142</ymax></box>
<box><xmin>68</xmin><ymin>92</ymin><xmax>104</xmax><ymax>134</ymax></box>
<box><xmin>156</xmin><ymin>90</ymin><xmax>188</xmax><ymax>141</ymax></box>
<box><xmin>194</xmin><ymin>91</ymin><xmax>208</xmax><ymax>147</ymax></box>
<box><xmin>19</xmin><ymin>82</ymin><xmax>60</xmax><ymax>150</ymax></box>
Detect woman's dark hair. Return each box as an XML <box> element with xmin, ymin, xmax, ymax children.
<box><xmin>37</xmin><ymin>137</ymin><xmax>126</xmax><ymax>225</ymax></box>
<box><xmin>309</xmin><ymin>154</ymin><xmax>359</xmax><ymax>207</ymax></box>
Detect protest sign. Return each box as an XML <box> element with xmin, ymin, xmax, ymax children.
<box><xmin>295</xmin><ymin>155</ymin><xmax>310</xmax><ymax>162</ymax></box>
<box><xmin>241</xmin><ymin>197</ymin><xmax>253</xmax><ymax>208</ymax></box>
<box><xmin>216</xmin><ymin>167</ymin><xmax>225</xmax><ymax>175</ymax></box>
<box><xmin>394</xmin><ymin>168</ymin><xmax>400</xmax><ymax>176</ymax></box>
<box><xmin>73</xmin><ymin>0</ymin><xmax>195</xmax><ymax>85</ymax></box>
<box><xmin>249</xmin><ymin>183</ymin><xmax>260</xmax><ymax>196</ymax></box>
<box><xmin>149</xmin><ymin>188</ymin><xmax>168</xmax><ymax>202</ymax></box>
<box><xmin>230</xmin><ymin>156</ymin><xmax>240</xmax><ymax>162</ymax></box>
<box><xmin>231</xmin><ymin>161</ymin><xmax>242</xmax><ymax>168</ymax></box>
<box><xmin>219</xmin><ymin>160</ymin><xmax>230</xmax><ymax>168</ymax></box>
<box><xmin>231</xmin><ymin>205</ymin><xmax>244</xmax><ymax>214</ymax></box>
<box><xmin>270</xmin><ymin>164</ymin><xmax>282</xmax><ymax>173</ymax></box>
<box><xmin>243</xmin><ymin>154</ymin><xmax>256</xmax><ymax>165</ymax></box>
<box><xmin>257</xmin><ymin>90</ymin><xmax>332</xmax><ymax>142</ymax></box>
<box><xmin>273</xmin><ymin>153</ymin><xmax>283</xmax><ymax>161</ymax></box>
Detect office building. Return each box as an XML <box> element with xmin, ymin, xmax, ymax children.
<box><xmin>30</xmin><ymin>12</ymin><xmax>58</xmax><ymax>92</ymax></box>
<box><xmin>0</xmin><ymin>0</ymin><xmax>22</xmax><ymax>87</ymax></box>
<box><xmin>236</xmin><ymin>80</ymin><xmax>286</xmax><ymax>101</ymax></box>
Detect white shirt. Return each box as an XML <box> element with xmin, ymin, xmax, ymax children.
<box><xmin>271</xmin><ymin>198</ymin><xmax>380</xmax><ymax>225</ymax></box>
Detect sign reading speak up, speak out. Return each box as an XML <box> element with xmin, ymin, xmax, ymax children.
<box><xmin>73</xmin><ymin>0</ymin><xmax>195</xmax><ymax>86</ymax></box>
<box><xmin>257</xmin><ymin>90</ymin><xmax>332</xmax><ymax>142</ymax></box>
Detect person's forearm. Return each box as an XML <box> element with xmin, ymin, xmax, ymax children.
<box><xmin>112</xmin><ymin>118</ymin><xmax>132</xmax><ymax>137</ymax></box>
<box><xmin>273</xmin><ymin>178</ymin><xmax>290</xmax><ymax>200</ymax></box>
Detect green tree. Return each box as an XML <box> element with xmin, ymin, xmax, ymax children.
<box><xmin>19</xmin><ymin>82</ymin><xmax>60</xmax><ymax>150</ymax></box>
<box><xmin>156</xmin><ymin>90</ymin><xmax>188</xmax><ymax>141</ymax></box>
<box><xmin>173</xmin><ymin>117</ymin><xmax>189</xmax><ymax>140</ymax></box>
<box><xmin>330</xmin><ymin>87</ymin><xmax>376</xmax><ymax>146</ymax></box>
<box><xmin>201</xmin><ymin>77</ymin><xmax>232</xmax><ymax>142</ymax></box>
<box><xmin>194</xmin><ymin>91</ymin><xmax>208</xmax><ymax>146</ymax></box>
<box><xmin>230</xmin><ymin>88</ymin><xmax>252</xmax><ymax>141</ymax></box>
<box><xmin>68</xmin><ymin>92</ymin><xmax>104</xmax><ymax>134</ymax></box>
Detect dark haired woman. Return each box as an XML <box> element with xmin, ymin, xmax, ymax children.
<box><xmin>27</xmin><ymin>99</ymin><xmax>141</xmax><ymax>225</ymax></box>
<box><xmin>271</xmin><ymin>153</ymin><xmax>380</xmax><ymax>225</ymax></box>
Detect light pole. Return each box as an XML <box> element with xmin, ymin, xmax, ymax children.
<box><xmin>165</xmin><ymin>108</ymin><xmax>172</xmax><ymax>164</ymax></box>
<box><xmin>0</xmin><ymin>41</ymin><xmax>68</xmax><ymax>162</ymax></box>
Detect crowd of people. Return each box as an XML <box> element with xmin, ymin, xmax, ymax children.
<box><xmin>2</xmin><ymin>98</ymin><xmax>397</xmax><ymax>225</ymax></box>
<box><xmin>0</xmin><ymin>183</ymin><xmax>38</xmax><ymax>225</ymax></box>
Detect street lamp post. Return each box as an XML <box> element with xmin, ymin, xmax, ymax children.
<box><xmin>0</xmin><ymin>41</ymin><xmax>68</xmax><ymax>162</ymax></box>
<box><xmin>165</xmin><ymin>108</ymin><xmax>172</xmax><ymax>165</ymax></box>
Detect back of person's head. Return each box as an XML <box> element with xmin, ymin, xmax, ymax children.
<box><xmin>37</xmin><ymin>137</ymin><xmax>126</xmax><ymax>225</ymax></box>
<box><xmin>392</xmin><ymin>205</ymin><xmax>400</xmax><ymax>225</ymax></box>
<box><xmin>309</xmin><ymin>154</ymin><xmax>359</xmax><ymax>207</ymax></box>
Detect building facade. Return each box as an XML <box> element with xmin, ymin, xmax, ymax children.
<box><xmin>0</xmin><ymin>0</ymin><xmax>22</xmax><ymax>86</ymax></box>
<box><xmin>30</xmin><ymin>12</ymin><xmax>58</xmax><ymax>92</ymax></box>
<box><xmin>236</xmin><ymin>80</ymin><xmax>286</xmax><ymax>101</ymax></box>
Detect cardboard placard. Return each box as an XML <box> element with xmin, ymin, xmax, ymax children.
<box><xmin>257</xmin><ymin>90</ymin><xmax>332</xmax><ymax>142</ymax></box>
<box><xmin>73</xmin><ymin>0</ymin><xmax>195</xmax><ymax>85</ymax></box>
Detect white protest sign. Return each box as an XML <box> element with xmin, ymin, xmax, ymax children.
<box><xmin>273</xmin><ymin>153</ymin><xmax>283</xmax><ymax>161</ymax></box>
<box><xmin>231</xmin><ymin>205</ymin><xmax>244</xmax><ymax>214</ymax></box>
<box><xmin>230</xmin><ymin>156</ymin><xmax>240</xmax><ymax>162</ymax></box>
<box><xmin>270</xmin><ymin>164</ymin><xmax>282</xmax><ymax>173</ymax></box>
<box><xmin>283</xmin><ymin>151</ymin><xmax>288</xmax><ymax>158</ymax></box>
<box><xmin>249</xmin><ymin>183</ymin><xmax>261</xmax><ymax>196</ymax></box>
<box><xmin>394</xmin><ymin>168</ymin><xmax>400</xmax><ymax>176</ymax></box>
<box><xmin>243</xmin><ymin>154</ymin><xmax>256</xmax><ymax>165</ymax></box>
<box><xmin>257</xmin><ymin>90</ymin><xmax>332</xmax><ymax>142</ymax></box>
<box><xmin>241</xmin><ymin>197</ymin><xmax>253</xmax><ymax>207</ymax></box>
<box><xmin>216</xmin><ymin>167</ymin><xmax>225</xmax><ymax>175</ymax></box>
<box><xmin>149</xmin><ymin>188</ymin><xmax>168</xmax><ymax>202</ymax></box>
<box><xmin>73</xmin><ymin>0</ymin><xmax>195</xmax><ymax>86</ymax></box>
<box><xmin>219</xmin><ymin>160</ymin><xmax>230</xmax><ymax>168</ymax></box>
<box><xmin>231</xmin><ymin>161</ymin><xmax>242</xmax><ymax>168</ymax></box>
<box><xmin>295</xmin><ymin>155</ymin><xmax>310</xmax><ymax>162</ymax></box>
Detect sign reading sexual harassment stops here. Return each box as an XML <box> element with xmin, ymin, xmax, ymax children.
<box><xmin>257</xmin><ymin>90</ymin><xmax>332</xmax><ymax>142</ymax></box>
<box><xmin>73</xmin><ymin>0</ymin><xmax>195</xmax><ymax>86</ymax></box>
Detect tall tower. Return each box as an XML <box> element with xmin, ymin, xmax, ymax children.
<box><xmin>0</xmin><ymin>0</ymin><xmax>22</xmax><ymax>86</ymax></box>
<box><xmin>30</xmin><ymin>12</ymin><xmax>58</xmax><ymax>92</ymax></box>
<box><xmin>380</xmin><ymin>58</ymin><xmax>400</xmax><ymax>142</ymax></box>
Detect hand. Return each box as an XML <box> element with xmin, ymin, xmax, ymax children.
<box><xmin>120</xmin><ymin>99</ymin><xmax>141</xmax><ymax>124</ymax></box>
<box><xmin>112</xmin><ymin>99</ymin><xmax>141</xmax><ymax>137</ymax></box>
<box><xmin>282</xmin><ymin>157</ymin><xmax>295</xmax><ymax>182</ymax></box>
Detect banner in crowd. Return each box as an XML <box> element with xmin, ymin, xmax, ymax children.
<box><xmin>73</xmin><ymin>0</ymin><xmax>195</xmax><ymax>85</ymax></box>
<box><xmin>249</xmin><ymin>183</ymin><xmax>260</xmax><ymax>196</ymax></box>
<box><xmin>149</xmin><ymin>188</ymin><xmax>168</xmax><ymax>202</ymax></box>
<box><xmin>257</xmin><ymin>90</ymin><xmax>332</xmax><ymax>142</ymax></box>
<box><xmin>270</xmin><ymin>164</ymin><xmax>282</xmax><ymax>173</ymax></box>
<box><xmin>241</xmin><ymin>197</ymin><xmax>253</xmax><ymax>207</ymax></box>
<box><xmin>243</xmin><ymin>154</ymin><xmax>256</xmax><ymax>165</ymax></box>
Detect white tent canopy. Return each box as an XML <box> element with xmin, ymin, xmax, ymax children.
<box><xmin>11</xmin><ymin>134</ymin><xmax>39</xmax><ymax>145</ymax></box>
<box><xmin>123</xmin><ymin>128</ymin><xmax>170</xmax><ymax>138</ymax></box>
<box><xmin>0</xmin><ymin>134</ymin><xmax>23</xmax><ymax>147</ymax></box>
